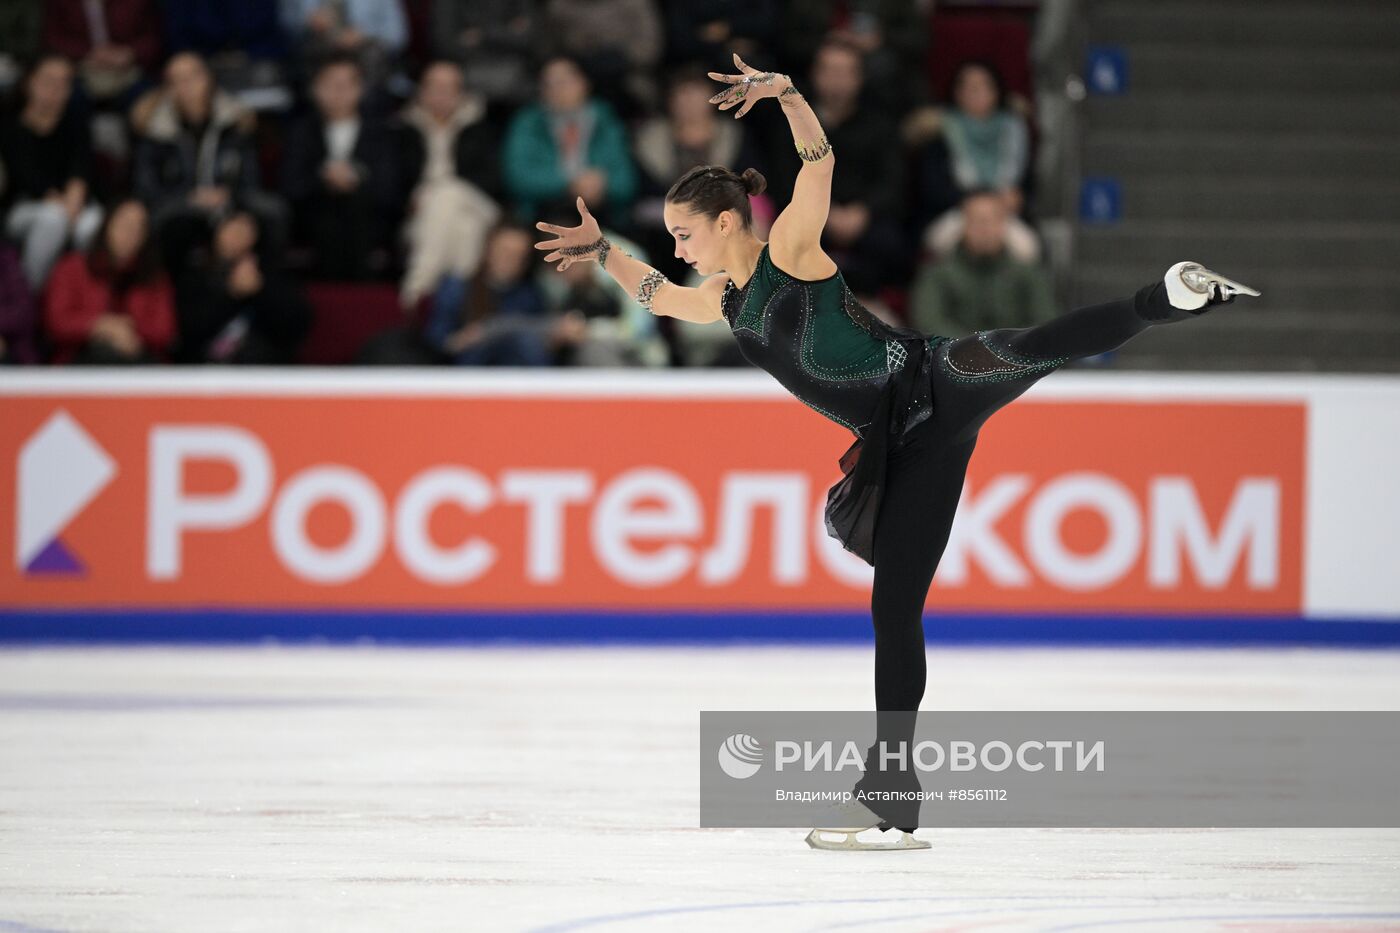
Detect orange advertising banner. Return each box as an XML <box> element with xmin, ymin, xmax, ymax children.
<box><xmin>2</xmin><ymin>388</ymin><xmax>1304</xmax><ymax>613</ymax></box>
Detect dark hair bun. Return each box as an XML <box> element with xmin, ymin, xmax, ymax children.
<box><xmin>740</xmin><ymin>167</ymin><xmax>767</xmax><ymax>197</ymax></box>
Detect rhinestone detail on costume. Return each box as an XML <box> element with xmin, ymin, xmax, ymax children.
<box><xmin>938</xmin><ymin>332</ymin><xmax>1067</xmax><ymax>384</ymax></box>
<box><xmin>721</xmin><ymin>245</ymin><xmax>908</xmax><ymax>439</ymax></box>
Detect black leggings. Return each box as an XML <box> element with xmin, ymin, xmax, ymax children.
<box><xmin>857</xmin><ymin>280</ymin><xmax>1182</xmax><ymax>827</ymax></box>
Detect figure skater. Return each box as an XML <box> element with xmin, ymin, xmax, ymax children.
<box><xmin>533</xmin><ymin>53</ymin><xmax>1259</xmax><ymax>851</ymax></box>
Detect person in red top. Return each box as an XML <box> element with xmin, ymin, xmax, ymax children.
<box><xmin>44</xmin><ymin>198</ymin><xmax>175</xmax><ymax>364</ymax></box>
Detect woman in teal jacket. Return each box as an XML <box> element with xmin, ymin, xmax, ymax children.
<box><xmin>503</xmin><ymin>55</ymin><xmax>637</xmax><ymax>226</ymax></box>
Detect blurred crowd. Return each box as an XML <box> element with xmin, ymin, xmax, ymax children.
<box><xmin>0</xmin><ymin>0</ymin><xmax>1058</xmax><ymax>368</ymax></box>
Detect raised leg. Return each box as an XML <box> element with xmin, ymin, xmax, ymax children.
<box><xmin>931</xmin><ymin>280</ymin><xmax>1198</xmax><ymax>442</ymax></box>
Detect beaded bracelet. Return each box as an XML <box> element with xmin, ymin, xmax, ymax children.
<box><xmin>560</xmin><ymin>235</ymin><xmax>611</xmax><ymax>267</ymax></box>
<box><xmin>795</xmin><ymin>133</ymin><xmax>833</xmax><ymax>163</ymax></box>
<box><xmin>634</xmin><ymin>269</ymin><xmax>668</xmax><ymax>311</ymax></box>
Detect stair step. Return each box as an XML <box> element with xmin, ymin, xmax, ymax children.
<box><xmin>1080</xmin><ymin>308</ymin><xmax>1400</xmax><ymax>372</ymax></box>
<box><xmin>1074</xmin><ymin>265</ymin><xmax>1400</xmax><ymax>315</ymax></box>
<box><xmin>1084</xmin><ymin>93</ymin><xmax>1400</xmax><ymax>136</ymax></box>
<box><xmin>1083</xmin><ymin>131</ymin><xmax>1400</xmax><ymax>179</ymax></box>
<box><xmin>1106</xmin><ymin>176</ymin><xmax>1400</xmax><ymax>224</ymax></box>
<box><xmin>1090</xmin><ymin>0</ymin><xmax>1400</xmax><ymax>49</ymax></box>
<box><xmin>1075</xmin><ymin>222</ymin><xmax>1400</xmax><ymax>271</ymax></box>
<box><xmin>1074</xmin><ymin>0</ymin><xmax>1400</xmax><ymax>372</ymax></box>
<box><xmin>1123</xmin><ymin>44</ymin><xmax>1400</xmax><ymax>94</ymax></box>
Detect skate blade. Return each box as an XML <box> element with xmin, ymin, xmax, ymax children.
<box><xmin>804</xmin><ymin>828</ymin><xmax>931</xmax><ymax>851</ymax></box>
<box><xmin>1187</xmin><ymin>263</ymin><xmax>1262</xmax><ymax>299</ymax></box>
<box><xmin>1211</xmin><ymin>271</ymin><xmax>1261</xmax><ymax>298</ymax></box>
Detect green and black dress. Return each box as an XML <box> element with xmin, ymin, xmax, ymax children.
<box><xmin>720</xmin><ymin>243</ymin><xmax>948</xmax><ymax>566</ymax></box>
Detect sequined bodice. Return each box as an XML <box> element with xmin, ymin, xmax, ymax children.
<box><xmin>721</xmin><ymin>244</ymin><xmax>930</xmax><ymax>438</ymax></box>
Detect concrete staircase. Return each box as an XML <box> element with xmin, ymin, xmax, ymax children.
<box><xmin>1072</xmin><ymin>0</ymin><xmax>1400</xmax><ymax>371</ymax></box>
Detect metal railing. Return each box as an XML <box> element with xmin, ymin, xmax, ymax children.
<box><xmin>1028</xmin><ymin>0</ymin><xmax>1088</xmax><ymax>309</ymax></box>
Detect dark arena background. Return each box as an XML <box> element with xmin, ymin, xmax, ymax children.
<box><xmin>1</xmin><ymin>1</ymin><xmax>1398</xmax><ymax>930</ymax></box>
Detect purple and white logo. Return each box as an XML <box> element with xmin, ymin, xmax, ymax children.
<box><xmin>15</xmin><ymin>410</ymin><xmax>117</xmax><ymax>576</ymax></box>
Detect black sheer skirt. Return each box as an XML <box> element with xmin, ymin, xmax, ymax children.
<box><xmin>823</xmin><ymin>334</ymin><xmax>943</xmax><ymax>566</ymax></box>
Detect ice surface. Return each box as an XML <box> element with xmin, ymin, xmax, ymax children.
<box><xmin>0</xmin><ymin>644</ymin><xmax>1397</xmax><ymax>932</ymax></box>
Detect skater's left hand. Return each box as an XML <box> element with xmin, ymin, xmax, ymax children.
<box><xmin>708</xmin><ymin>52</ymin><xmax>790</xmax><ymax>119</ymax></box>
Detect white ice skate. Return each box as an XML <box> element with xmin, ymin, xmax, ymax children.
<box><xmin>1165</xmin><ymin>261</ymin><xmax>1261</xmax><ymax>312</ymax></box>
<box><xmin>804</xmin><ymin>799</ymin><xmax>931</xmax><ymax>851</ymax></box>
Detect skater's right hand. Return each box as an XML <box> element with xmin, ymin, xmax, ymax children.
<box><xmin>534</xmin><ymin>196</ymin><xmax>604</xmax><ymax>271</ymax></box>
<box><xmin>708</xmin><ymin>53</ymin><xmax>790</xmax><ymax>119</ymax></box>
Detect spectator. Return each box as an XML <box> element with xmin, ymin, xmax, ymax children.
<box><xmin>0</xmin><ymin>242</ymin><xmax>39</xmax><ymax>363</ymax></box>
<box><xmin>534</xmin><ymin>210</ymin><xmax>668</xmax><ymax>367</ymax></box>
<box><xmin>631</xmin><ymin>69</ymin><xmax>768</xmax><ymax>283</ymax></box>
<box><xmin>663</xmin><ymin>2</ymin><xmax>780</xmax><ymax>73</ymax></box>
<box><xmin>550</xmin><ymin>254</ymin><xmax>673</xmax><ymax>367</ymax></box>
<box><xmin>130</xmin><ymin>51</ymin><xmax>286</xmax><ymax>279</ymax></box>
<box><xmin>173</xmin><ymin>211</ymin><xmax>311</xmax><ymax>363</ymax></box>
<box><xmin>541</xmin><ymin>0</ymin><xmax>662</xmax><ymax>118</ymax></box>
<box><xmin>43</xmin><ymin>198</ymin><xmax>175</xmax><ymax>364</ymax></box>
<box><xmin>784</xmin><ymin>0</ymin><xmax>928</xmax><ymax>113</ymax></box>
<box><xmin>397</xmin><ymin>59</ymin><xmax>502</xmax><ymax>308</ymax></box>
<box><xmin>163</xmin><ymin>1</ymin><xmax>289</xmax><ymax>108</ymax></box>
<box><xmin>917</xmin><ymin>59</ymin><xmax>1039</xmax><ymax>263</ymax></box>
<box><xmin>502</xmin><ymin>55</ymin><xmax>636</xmax><ymax>230</ymax></box>
<box><xmin>280</xmin><ymin>0</ymin><xmax>407</xmax><ymax>91</ymax></box>
<box><xmin>907</xmin><ymin>189</ymin><xmax>1056</xmax><ymax>338</ymax></box>
<box><xmin>1</xmin><ymin>54</ymin><xmax>103</xmax><ymax>290</ymax></box>
<box><xmin>282</xmin><ymin>53</ymin><xmax>400</xmax><ymax>279</ymax></box>
<box><xmin>430</xmin><ymin>0</ymin><xmax>539</xmax><ymax>112</ymax></box>
<box><xmin>425</xmin><ymin>223</ymin><xmax>582</xmax><ymax>366</ymax></box>
<box><xmin>41</xmin><ymin>0</ymin><xmax>161</xmax><ymax>104</ymax></box>
<box><xmin>765</xmin><ymin>37</ymin><xmax>905</xmax><ymax>296</ymax></box>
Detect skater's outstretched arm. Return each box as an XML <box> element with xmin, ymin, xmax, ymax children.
<box><xmin>534</xmin><ymin>196</ymin><xmax>724</xmax><ymax>324</ymax></box>
<box><xmin>709</xmin><ymin>53</ymin><xmax>836</xmax><ymax>280</ymax></box>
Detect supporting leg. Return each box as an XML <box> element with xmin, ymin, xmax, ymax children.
<box><xmin>870</xmin><ymin>435</ymin><xmax>974</xmax><ymax>714</ymax></box>
<box><xmin>854</xmin><ymin>433</ymin><xmax>976</xmax><ymax>833</ymax></box>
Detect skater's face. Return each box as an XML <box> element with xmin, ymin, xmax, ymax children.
<box><xmin>663</xmin><ymin>202</ymin><xmax>729</xmax><ymax>275</ymax></box>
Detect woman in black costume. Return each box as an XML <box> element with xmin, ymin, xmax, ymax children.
<box><xmin>534</xmin><ymin>53</ymin><xmax>1260</xmax><ymax>851</ymax></box>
